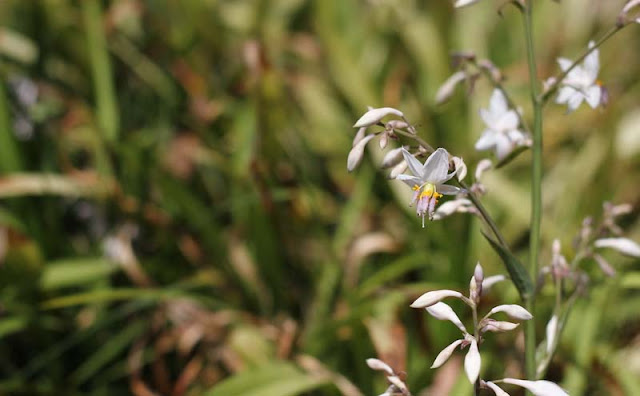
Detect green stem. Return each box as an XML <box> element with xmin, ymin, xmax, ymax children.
<box><xmin>523</xmin><ymin>1</ymin><xmax>541</xmax><ymax>382</ymax></box>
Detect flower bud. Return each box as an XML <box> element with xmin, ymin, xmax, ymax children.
<box><xmin>381</xmin><ymin>147</ymin><xmax>405</xmax><ymax>169</ymax></box>
<box><xmin>432</xmin><ymin>199</ymin><xmax>473</xmax><ymax>220</ymax></box>
<box><xmin>487</xmin><ymin>304</ymin><xmax>533</xmax><ymax>321</ymax></box>
<box><xmin>502</xmin><ymin>379</ymin><xmax>569</xmax><ymax>396</ymax></box>
<box><xmin>435</xmin><ymin>71</ymin><xmax>466</xmax><ymax>105</ymax></box>
<box><xmin>452</xmin><ymin>156</ymin><xmax>467</xmax><ymax>181</ymax></box>
<box><xmin>352</xmin><ymin>127</ymin><xmax>367</xmax><ymax>147</ymax></box>
<box><xmin>353</xmin><ymin>107</ymin><xmax>404</xmax><ymax>128</ymax></box>
<box><xmin>475</xmin><ymin>159</ymin><xmax>492</xmax><ymax>181</ymax></box>
<box><xmin>481</xmin><ymin>275</ymin><xmax>506</xmax><ymax>295</ymax></box>
<box><xmin>410</xmin><ymin>289</ymin><xmax>463</xmax><ymax>309</ymax></box>
<box><xmin>455</xmin><ymin>0</ymin><xmax>481</xmax><ymax>8</ymax></box>
<box><xmin>480</xmin><ymin>319</ymin><xmax>519</xmax><ymax>333</ymax></box>
<box><xmin>593</xmin><ymin>253</ymin><xmax>616</xmax><ymax>277</ymax></box>
<box><xmin>389</xmin><ymin>160</ymin><xmax>407</xmax><ymax>179</ymax></box>
<box><xmin>426</xmin><ymin>302</ymin><xmax>467</xmax><ymax>333</ymax></box>
<box><xmin>545</xmin><ymin>315</ymin><xmax>558</xmax><ymax>354</ymax></box>
<box><xmin>478</xmin><ymin>59</ymin><xmax>503</xmax><ymax>83</ymax></box>
<box><xmin>484</xmin><ymin>381</ymin><xmax>510</xmax><ymax>396</ymax></box>
<box><xmin>366</xmin><ymin>358</ymin><xmax>394</xmax><ymax>375</ymax></box>
<box><xmin>594</xmin><ymin>237</ymin><xmax>640</xmax><ymax>257</ymax></box>
<box><xmin>379</xmin><ymin>132</ymin><xmax>389</xmax><ymax>149</ymax></box>
<box><xmin>386</xmin><ymin>120</ymin><xmax>409</xmax><ymax>130</ymax></box>
<box><xmin>347</xmin><ymin>134</ymin><xmax>375</xmax><ymax>172</ymax></box>
<box><xmin>464</xmin><ymin>339</ymin><xmax>481</xmax><ymax>384</ymax></box>
<box><xmin>474</xmin><ymin>262</ymin><xmax>484</xmax><ymax>293</ymax></box>
<box><xmin>431</xmin><ymin>339</ymin><xmax>463</xmax><ymax>369</ymax></box>
<box><xmin>619</xmin><ymin>0</ymin><xmax>640</xmax><ymax>26</ymax></box>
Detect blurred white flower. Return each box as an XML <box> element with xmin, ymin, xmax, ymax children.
<box><xmin>556</xmin><ymin>41</ymin><xmax>602</xmax><ymax>112</ymax></box>
<box><xmin>475</xmin><ymin>89</ymin><xmax>527</xmax><ymax>161</ymax></box>
<box><xmin>398</xmin><ymin>148</ymin><xmax>461</xmax><ymax>227</ymax></box>
<box><xmin>455</xmin><ymin>0</ymin><xmax>481</xmax><ymax>7</ymax></box>
<box><xmin>502</xmin><ymin>378</ymin><xmax>569</xmax><ymax>396</ymax></box>
<box><xmin>435</xmin><ymin>71</ymin><xmax>467</xmax><ymax>104</ymax></box>
<box><xmin>594</xmin><ymin>237</ymin><xmax>640</xmax><ymax>257</ymax></box>
<box><xmin>545</xmin><ymin>315</ymin><xmax>559</xmax><ymax>354</ymax></box>
<box><xmin>366</xmin><ymin>358</ymin><xmax>394</xmax><ymax>375</ymax></box>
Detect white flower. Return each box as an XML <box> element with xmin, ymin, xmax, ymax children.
<box><xmin>398</xmin><ymin>148</ymin><xmax>461</xmax><ymax>227</ymax></box>
<box><xmin>475</xmin><ymin>89</ymin><xmax>527</xmax><ymax>161</ymax></box>
<box><xmin>502</xmin><ymin>378</ymin><xmax>569</xmax><ymax>396</ymax></box>
<box><xmin>594</xmin><ymin>237</ymin><xmax>640</xmax><ymax>257</ymax></box>
<box><xmin>556</xmin><ymin>41</ymin><xmax>602</xmax><ymax>112</ymax></box>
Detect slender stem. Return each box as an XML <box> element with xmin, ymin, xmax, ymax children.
<box><xmin>539</xmin><ymin>25</ymin><xmax>622</xmax><ymax>104</ymax></box>
<box><xmin>523</xmin><ymin>0</ymin><xmax>541</xmax><ymax>382</ymax></box>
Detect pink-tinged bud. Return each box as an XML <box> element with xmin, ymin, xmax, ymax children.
<box><xmin>387</xmin><ymin>375</ymin><xmax>409</xmax><ymax>394</ymax></box>
<box><xmin>487</xmin><ymin>304</ymin><xmax>533</xmax><ymax>321</ymax></box>
<box><xmin>347</xmin><ymin>134</ymin><xmax>375</xmax><ymax>172</ymax></box>
<box><xmin>594</xmin><ymin>238</ymin><xmax>640</xmax><ymax>257</ymax></box>
<box><xmin>353</xmin><ymin>107</ymin><xmax>404</xmax><ymax>128</ymax></box>
<box><xmin>381</xmin><ymin>147</ymin><xmax>405</xmax><ymax>169</ymax></box>
<box><xmin>379</xmin><ymin>132</ymin><xmax>389</xmax><ymax>149</ymax></box>
<box><xmin>452</xmin><ymin>156</ymin><xmax>467</xmax><ymax>181</ymax></box>
<box><xmin>426</xmin><ymin>302</ymin><xmax>467</xmax><ymax>333</ymax></box>
<box><xmin>431</xmin><ymin>339</ymin><xmax>463</xmax><ymax>369</ymax></box>
<box><xmin>366</xmin><ymin>358</ymin><xmax>394</xmax><ymax>375</ymax></box>
<box><xmin>545</xmin><ymin>315</ymin><xmax>558</xmax><ymax>354</ymax></box>
<box><xmin>481</xmin><ymin>275</ymin><xmax>505</xmax><ymax>296</ymax></box>
<box><xmin>410</xmin><ymin>290</ymin><xmax>463</xmax><ymax>309</ymax></box>
<box><xmin>474</xmin><ymin>262</ymin><xmax>484</xmax><ymax>290</ymax></box>
<box><xmin>478</xmin><ymin>59</ymin><xmax>503</xmax><ymax>83</ymax></box>
<box><xmin>386</xmin><ymin>120</ymin><xmax>409</xmax><ymax>129</ymax></box>
<box><xmin>469</xmin><ymin>276</ymin><xmax>478</xmax><ymax>304</ymax></box>
<box><xmin>435</xmin><ymin>71</ymin><xmax>467</xmax><ymax>105</ymax></box>
<box><xmin>609</xmin><ymin>202</ymin><xmax>633</xmax><ymax>217</ymax></box>
<box><xmin>432</xmin><ymin>199</ymin><xmax>473</xmax><ymax>220</ymax></box>
<box><xmin>484</xmin><ymin>381</ymin><xmax>510</xmax><ymax>396</ymax></box>
<box><xmin>502</xmin><ymin>379</ymin><xmax>569</xmax><ymax>396</ymax></box>
<box><xmin>352</xmin><ymin>127</ymin><xmax>367</xmax><ymax>147</ymax></box>
<box><xmin>389</xmin><ymin>160</ymin><xmax>407</xmax><ymax>179</ymax></box>
<box><xmin>593</xmin><ymin>253</ymin><xmax>616</xmax><ymax>277</ymax></box>
<box><xmin>480</xmin><ymin>319</ymin><xmax>519</xmax><ymax>333</ymax></box>
<box><xmin>619</xmin><ymin>0</ymin><xmax>640</xmax><ymax>25</ymax></box>
<box><xmin>475</xmin><ymin>159</ymin><xmax>492</xmax><ymax>181</ymax></box>
<box><xmin>464</xmin><ymin>339</ymin><xmax>481</xmax><ymax>384</ymax></box>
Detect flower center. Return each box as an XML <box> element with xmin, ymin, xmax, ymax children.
<box><xmin>412</xmin><ymin>183</ymin><xmax>444</xmax><ymax>227</ymax></box>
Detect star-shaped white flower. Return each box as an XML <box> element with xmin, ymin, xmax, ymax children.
<box><xmin>398</xmin><ymin>148</ymin><xmax>461</xmax><ymax>227</ymax></box>
<box><xmin>475</xmin><ymin>89</ymin><xmax>527</xmax><ymax>161</ymax></box>
<box><xmin>556</xmin><ymin>41</ymin><xmax>602</xmax><ymax>112</ymax></box>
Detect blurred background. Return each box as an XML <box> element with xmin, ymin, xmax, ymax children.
<box><xmin>0</xmin><ymin>0</ymin><xmax>639</xmax><ymax>395</ymax></box>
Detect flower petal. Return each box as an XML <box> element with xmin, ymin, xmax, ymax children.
<box><xmin>410</xmin><ymin>289</ymin><xmax>463</xmax><ymax>309</ymax></box>
<box><xmin>396</xmin><ymin>174</ymin><xmax>422</xmax><ymax>188</ymax></box>
<box><xmin>594</xmin><ymin>237</ymin><xmax>640</xmax><ymax>257</ymax></box>
<box><xmin>489</xmin><ymin>89</ymin><xmax>508</xmax><ymax>115</ymax></box>
<box><xmin>557</xmin><ymin>57</ymin><xmax>573</xmax><ymax>72</ymax></box>
<box><xmin>556</xmin><ymin>86</ymin><xmax>575</xmax><ymax>104</ymax></box>
<box><xmin>422</xmin><ymin>148</ymin><xmax>450</xmax><ymax>183</ymax></box>
<box><xmin>494</xmin><ymin>134</ymin><xmax>514</xmax><ymax>161</ymax></box>
<box><xmin>437</xmin><ymin>184</ymin><xmax>462</xmax><ymax>195</ymax></box>
<box><xmin>435</xmin><ymin>71</ymin><xmax>467</xmax><ymax>104</ymax></box>
<box><xmin>401</xmin><ymin>149</ymin><xmax>425</xmax><ymax>178</ymax></box>
<box><xmin>464</xmin><ymin>339</ymin><xmax>481</xmax><ymax>384</ymax></box>
<box><xmin>475</xmin><ymin>131</ymin><xmax>496</xmax><ymax>151</ymax></box>
<box><xmin>426</xmin><ymin>302</ymin><xmax>467</xmax><ymax>333</ymax></box>
<box><xmin>585</xmin><ymin>85</ymin><xmax>601</xmax><ymax>108</ymax></box>
<box><xmin>584</xmin><ymin>42</ymin><xmax>599</xmax><ymax>82</ymax></box>
<box><xmin>502</xmin><ymin>379</ymin><xmax>569</xmax><ymax>396</ymax></box>
<box><xmin>567</xmin><ymin>91</ymin><xmax>584</xmax><ymax>112</ymax></box>
<box><xmin>495</xmin><ymin>110</ymin><xmax>519</xmax><ymax>132</ymax></box>
<box><xmin>545</xmin><ymin>315</ymin><xmax>558</xmax><ymax>354</ymax></box>
<box><xmin>353</xmin><ymin>107</ymin><xmax>404</xmax><ymax>128</ymax></box>
<box><xmin>431</xmin><ymin>339</ymin><xmax>463</xmax><ymax>368</ymax></box>
<box><xmin>454</xmin><ymin>0</ymin><xmax>481</xmax><ymax>7</ymax></box>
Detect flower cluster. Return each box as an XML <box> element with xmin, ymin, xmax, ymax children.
<box><xmin>365</xmin><ymin>358</ymin><xmax>411</xmax><ymax>396</ymax></box>
<box><xmin>410</xmin><ymin>263</ymin><xmax>568</xmax><ymax>396</ymax></box>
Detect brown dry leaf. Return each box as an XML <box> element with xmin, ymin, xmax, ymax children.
<box><xmin>345</xmin><ymin>232</ymin><xmax>399</xmax><ymax>286</ymax></box>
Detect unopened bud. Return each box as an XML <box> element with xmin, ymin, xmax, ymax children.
<box><xmin>410</xmin><ymin>289</ymin><xmax>463</xmax><ymax>309</ymax></box>
<box><xmin>431</xmin><ymin>339</ymin><xmax>463</xmax><ymax>369</ymax></box>
<box><xmin>594</xmin><ymin>237</ymin><xmax>640</xmax><ymax>257</ymax></box>
<box><xmin>379</xmin><ymin>132</ymin><xmax>389</xmax><ymax>149</ymax></box>
<box><xmin>352</xmin><ymin>127</ymin><xmax>366</xmax><ymax>147</ymax></box>
<box><xmin>347</xmin><ymin>134</ymin><xmax>375</xmax><ymax>172</ymax></box>
<box><xmin>480</xmin><ymin>319</ymin><xmax>520</xmax><ymax>333</ymax></box>
<box><xmin>464</xmin><ymin>339</ymin><xmax>481</xmax><ymax>384</ymax></box>
<box><xmin>478</xmin><ymin>59</ymin><xmax>503</xmax><ymax>82</ymax></box>
<box><xmin>386</xmin><ymin>120</ymin><xmax>409</xmax><ymax>130</ymax></box>
<box><xmin>426</xmin><ymin>302</ymin><xmax>467</xmax><ymax>333</ymax></box>
<box><xmin>435</xmin><ymin>71</ymin><xmax>467</xmax><ymax>105</ymax></box>
<box><xmin>381</xmin><ymin>147</ymin><xmax>405</xmax><ymax>169</ymax></box>
<box><xmin>353</xmin><ymin>107</ymin><xmax>404</xmax><ymax>128</ymax></box>
<box><xmin>487</xmin><ymin>304</ymin><xmax>533</xmax><ymax>321</ymax></box>
<box><xmin>452</xmin><ymin>156</ymin><xmax>467</xmax><ymax>181</ymax></box>
<box><xmin>366</xmin><ymin>358</ymin><xmax>394</xmax><ymax>375</ymax></box>
<box><xmin>593</xmin><ymin>253</ymin><xmax>616</xmax><ymax>277</ymax></box>
<box><xmin>475</xmin><ymin>159</ymin><xmax>492</xmax><ymax>181</ymax></box>
<box><xmin>389</xmin><ymin>160</ymin><xmax>407</xmax><ymax>179</ymax></box>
